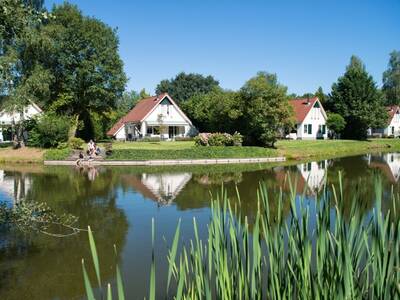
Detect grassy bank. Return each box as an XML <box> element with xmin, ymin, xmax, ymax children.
<box><xmin>108</xmin><ymin>145</ymin><xmax>276</xmax><ymax>160</ymax></box>
<box><xmin>104</xmin><ymin>139</ymin><xmax>400</xmax><ymax>161</ymax></box>
<box><xmin>276</xmin><ymin>139</ymin><xmax>400</xmax><ymax>160</ymax></box>
<box><xmin>82</xmin><ymin>177</ymin><xmax>400</xmax><ymax>299</ymax></box>
<box><xmin>1</xmin><ymin>139</ymin><xmax>400</xmax><ymax>163</ymax></box>
<box><xmin>0</xmin><ymin>147</ymin><xmax>46</xmax><ymax>163</ymax></box>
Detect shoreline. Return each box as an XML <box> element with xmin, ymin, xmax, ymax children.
<box><xmin>44</xmin><ymin>156</ymin><xmax>286</xmax><ymax>166</ymax></box>
<box><xmin>1</xmin><ymin>139</ymin><xmax>400</xmax><ymax>166</ymax></box>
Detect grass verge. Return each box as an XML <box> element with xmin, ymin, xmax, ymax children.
<box><xmin>43</xmin><ymin>148</ymin><xmax>72</xmax><ymax>160</ymax></box>
<box><xmin>107</xmin><ymin>146</ymin><xmax>277</xmax><ymax>160</ymax></box>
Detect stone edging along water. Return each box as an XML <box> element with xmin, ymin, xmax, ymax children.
<box><xmin>44</xmin><ymin>156</ymin><xmax>285</xmax><ymax>166</ymax></box>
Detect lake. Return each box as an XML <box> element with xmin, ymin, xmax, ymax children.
<box><xmin>0</xmin><ymin>153</ymin><xmax>399</xmax><ymax>299</ymax></box>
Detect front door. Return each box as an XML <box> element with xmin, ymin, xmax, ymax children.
<box><xmin>169</xmin><ymin>126</ymin><xmax>174</xmax><ymax>139</ymax></box>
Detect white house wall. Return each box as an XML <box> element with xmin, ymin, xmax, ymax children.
<box><xmin>385</xmin><ymin>112</ymin><xmax>400</xmax><ymax>137</ymax></box>
<box><xmin>296</xmin><ymin>105</ymin><xmax>327</xmax><ymax>140</ymax></box>
<box><xmin>144</xmin><ymin>101</ymin><xmax>193</xmax><ymax>138</ymax></box>
<box><xmin>114</xmin><ymin>125</ymin><xmax>126</xmax><ymax>140</ymax></box>
<box><xmin>145</xmin><ymin>103</ymin><xmax>189</xmax><ymax>125</ymax></box>
<box><xmin>0</xmin><ymin>104</ymin><xmax>41</xmax><ymax>125</ymax></box>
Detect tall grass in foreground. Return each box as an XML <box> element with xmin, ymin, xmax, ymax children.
<box><xmin>82</xmin><ymin>174</ymin><xmax>400</xmax><ymax>299</ymax></box>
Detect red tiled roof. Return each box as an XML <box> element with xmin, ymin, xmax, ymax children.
<box><xmin>289</xmin><ymin>97</ymin><xmax>319</xmax><ymax>123</ymax></box>
<box><xmin>107</xmin><ymin>93</ymin><xmax>168</xmax><ymax>136</ymax></box>
<box><xmin>386</xmin><ymin>105</ymin><xmax>399</xmax><ymax>124</ymax></box>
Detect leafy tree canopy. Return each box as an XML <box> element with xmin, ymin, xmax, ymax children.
<box><xmin>383</xmin><ymin>50</ymin><xmax>400</xmax><ymax>105</ymax></box>
<box><xmin>183</xmin><ymin>87</ymin><xmax>242</xmax><ymax>133</ymax></box>
<box><xmin>329</xmin><ymin>56</ymin><xmax>387</xmax><ymax>140</ymax></box>
<box><xmin>155</xmin><ymin>72</ymin><xmax>219</xmax><ymax>103</ymax></box>
<box><xmin>240</xmin><ymin>72</ymin><xmax>293</xmax><ymax>147</ymax></box>
<box><xmin>326</xmin><ymin>113</ymin><xmax>346</xmax><ymax>138</ymax></box>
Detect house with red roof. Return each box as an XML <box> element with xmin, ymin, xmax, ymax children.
<box><xmin>288</xmin><ymin>97</ymin><xmax>328</xmax><ymax>140</ymax></box>
<box><xmin>107</xmin><ymin>93</ymin><xmax>196</xmax><ymax>140</ymax></box>
<box><xmin>370</xmin><ymin>106</ymin><xmax>400</xmax><ymax>137</ymax></box>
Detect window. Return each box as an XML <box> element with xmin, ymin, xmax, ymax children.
<box><xmin>318</xmin><ymin>125</ymin><xmax>326</xmax><ymax>135</ymax></box>
<box><xmin>146</xmin><ymin>126</ymin><xmax>160</xmax><ymax>135</ymax></box>
<box><xmin>304</xmin><ymin>124</ymin><xmax>312</xmax><ymax>134</ymax></box>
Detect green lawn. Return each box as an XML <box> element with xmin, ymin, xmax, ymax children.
<box><xmin>276</xmin><ymin>138</ymin><xmax>400</xmax><ymax>160</ymax></box>
<box><xmin>104</xmin><ymin>138</ymin><xmax>400</xmax><ymax>161</ymax></box>
<box><xmin>107</xmin><ymin>145</ymin><xmax>277</xmax><ymax>160</ymax></box>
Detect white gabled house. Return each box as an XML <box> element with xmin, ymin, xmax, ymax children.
<box><xmin>289</xmin><ymin>97</ymin><xmax>328</xmax><ymax>140</ymax></box>
<box><xmin>370</xmin><ymin>106</ymin><xmax>400</xmax><ymax>137</ymax></box>
<box><xmin>107</xmin><ymin>93</ymin><xmax>196</xmax><ymax>141</ymax></box>
<box><xmin>0</xmin><ymin>102</ymin><xmax>42</xmax><ymax>142</ymax></box>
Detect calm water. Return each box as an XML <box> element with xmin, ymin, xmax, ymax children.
<box><xmin>1</xmin><ymin>153</ymin><xmax>400</xmax><ymax>299</ymax></box>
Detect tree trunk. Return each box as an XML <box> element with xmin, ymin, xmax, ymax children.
<box><xmin>68</xmin><ymin>114</ymin><xmax>80</xmax><ymax>139</ymax></box>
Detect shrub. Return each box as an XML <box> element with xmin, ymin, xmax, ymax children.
<box><xmin>232</xmin><ymin>131</ymin><xmax>243</xmax><ymax>146</ymax></box>
<box><xmin>68</xmin><ymin>137</ymin><xmax>85</xmax><ymax>149</ymax></box>
<box><xmin>28</xmin><ymin>113</ymin><xmax>71</xmax><ymax>148</ymax></box>
<box><xmin>194</xmin><ymin>133</ymin><xmax>210</xmax><ymax>146</ymax></box>
<box><xmin>194</xmin><ymin>132</ymin><xmax>243</xmax><ymax>147</ymax></box>
<box><xmin>208</xmin><ymin>132</ymin><xmax>232</xmax><ymax>146</ymax></box>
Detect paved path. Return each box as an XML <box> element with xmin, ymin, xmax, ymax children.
<box><xmin>44</xmin><ymin>156</ymin><xmax>285</xmax><ymax>166</ymax></box>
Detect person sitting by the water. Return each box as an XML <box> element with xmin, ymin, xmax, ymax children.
<box><xmin>76</xmin><ymin>151</ymin><xmax>84</xmax><ymax>165</ymax></box>
<box><xmin>95</xmin><ymin>145</ymin><xmax>101</xmax><ymax>156</ymax></box>
<box><xmin>87</xmin><ymin>140</ymin><xmax>95</xmax><ymax>159</ymax></box>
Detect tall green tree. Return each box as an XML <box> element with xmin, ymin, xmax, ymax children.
<box><xmin>382</xmin><ymin>50</ymin><xmax>400</xmax><ymax>105</ymax></box>
<box><xmin>314</xmin><ymin>86</ymin><xmax>327</xmax><ymax>105</ymax></box>
<box><xmin>183</xmin><ymin>87</ymin><xmax>242</xmax><ymax>133</ymax></box>
<box><xmin>330</xmin><ymin>56</ymin><xmax>387</xmax><ymax>140</ymax></box>
<box><xmin>0</xmin><ymin>0</ymin><xmax>51</xmax><ymax>144</ymax></box>
<box><xmin>27</xmin><ymin>3</ymin><xmax>127</xmax><ymax>140</ymax></box>
<box><xmin>155</xmin><ymin>72</ymin><xmax>219</xmax><ymax>103</ymax></box>
<box><xmin>240</xmin><ymin>72</ymin><xmax>293</xmax><ymax>147</ymax></box>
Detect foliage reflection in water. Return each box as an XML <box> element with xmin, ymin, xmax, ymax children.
<box><xmin>0</xmin><ymin>153</ymin><xmax>399</xmax><ymax>299</ymax></box>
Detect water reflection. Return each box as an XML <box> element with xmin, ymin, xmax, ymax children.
<box><xmin>121</xmin><ymin>172</ymin><xmax>192</xmax><ymax>205</ymax></box>
<box><xmin>0</xmin><ymin>153</ymin><xmax>400</xmax><ymax>299</ymax></box>
<box><xmin>297</xmin><ymin>160</ymin><xmax>330</xmax><ymax>193</ymax></box>
<box><xmin>0</xmin><ymin>170</ymin><xmax>32</xmax><ymax>204</ymax></box>
<box><xmin>367</xmin><ymin>153</ymin><xmax>400</xmax><ymax>183</ymax></box>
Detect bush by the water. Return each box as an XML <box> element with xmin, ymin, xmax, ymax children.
<box><xmin>28</xmin><ymin>113</ymin><xmax>70</xmax><ymax>148</ymax></box>
<box><xmin>68</xmin><ymin>137</ymin><xmax>85</xmax><ymax>149</ymax></box>
<box><xmin>194</xmin><ymin>132</ymin><xmax>243</xmax><ymax>146</ymax></box>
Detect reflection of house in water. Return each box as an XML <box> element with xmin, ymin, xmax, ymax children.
<box><xmin>368</xmin><ymin>153</ymin><xmax>400</xmax><ymax>183</ymax></box>
<box><xmin>297</xmin><ymin>160</ymin><xmax>329</xmax><ymax>193</ymax></box>
<box><xmin>122</xmin><ymin>173</ymin><xmax>192</xmax><ymax>205</ymax></box>
<box><xmin>0</xmin><ymin>170</ymin><xmax>32</xmax><ymax>205</ymax></box>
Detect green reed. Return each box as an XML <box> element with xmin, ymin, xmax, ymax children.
<box><xmin>82</xmin><ymin>174</ymin><xmax>400</xmax><ymax>299</ymax></box>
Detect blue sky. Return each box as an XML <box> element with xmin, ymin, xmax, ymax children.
<box><xmin>45</xmin><ymin>0</ymin><xmax>400</xmax><ymax>95</ymax></box>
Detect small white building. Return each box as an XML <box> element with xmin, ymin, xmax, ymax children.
<box><xmin>107</xmin><ymin>93</ymin><xmax>196</xmax><ymax>141</ymax></box>
<box><xmin>370</xmin><ymin>106</ymin><xmax>400</xmax><ymax>137</ymax></box>
<box><xmin>0</xmin><ymin>102</ymin><xmax>42</xmax><ymax>142</ymax></box>
<box><xmin>289</xmin><ymin>97</ymin><xmax>328</xmax><ymax>140</ymax></box>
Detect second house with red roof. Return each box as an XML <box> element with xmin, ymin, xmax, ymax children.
<box><xmin>107</xmin><ymin>93</ymin><xmax>196</xmax><ymax>141</ymax></box>
<box><xmin>289</xmin><ymin>97</ymin><xmax>328</xmax><ymax>140</ymax></box>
